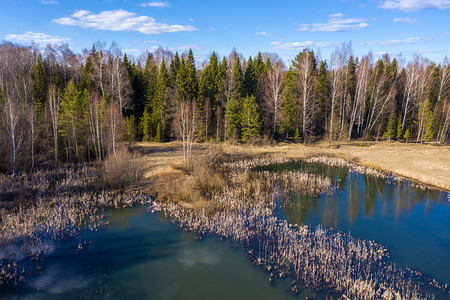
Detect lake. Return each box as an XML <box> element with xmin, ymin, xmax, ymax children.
<box><xmin>3</xmin><ymin>161</ymin><xmax>449</xmax><ymax>299</ymax></box>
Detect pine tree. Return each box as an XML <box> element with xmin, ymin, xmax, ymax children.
<box><xmin>32</xmin><ymin>56</ymin><xmax>48</xmax><ymax>116</ymax></box>
<box><xmin>280</xmin><ymin>68</ymin><xmax>298</xmax><ymax>137</ymax></box>
<box><xmin>225</xmin><ymin>97</ymin><xmax>242</xmax><ymax>140</ymax></box>
<box><xmin>168</xmin><ymin>52</ymin><xmax>180</xmax><ymax>88</ymax></box>
<box><xmin>140</xmin><ymin>108</ymin><xmax>151</xmax><ymax>142</ymax></box>
<box><xmin>241</xmin><ymin>95</ymin><xmax>261</xmax><ymax>142</ymax></box>
<box><xmin>314</xmin><ymin>60</ymin><xmax>329</xmax><ymax>137</ymax></box>
<box><xmin>244</xmin><ymin>57</ymin><xmax>257</xmax><ymax>97</ymax></box>
<box><xmin>396</xmin><ymin>115</ymin><xmax>403</xmax><ymax>140</ymax></box>
<box><xmin>232</xmin><ymin>57</ymin><xmax>244</xmax><ymax>99</ymax></box>
<box><xmin>177</xmin><ymin>49</ymin><xmax>198</xmax><ymax>101</ymax></box>
<box><xmin>59</xmin><ymin>80</ymin><xmax>85</xmax><ymax>161</ymax></box>
<box><xmin>154</xmin><ymin>122</ymin><xmax>161</xmax><ymax>143</ymax></box>
<box><xmin>152</xmin><ymin>60</ymin><xmax>168</xmax><ymax>140</ymax></box>
<box><xmin>144</xmin><ymin>54</ymin><xmax>158</xmax><ymax>110</ymax></box>
<box><xmin>386</xmin><ymin>112</ymin><xmax>396</xmax><ymax>141</ymax></box>
<box><xmin>424</xmin><ymin>103</ymin><xmax>435</xmax><ymax>142</ymax></box>
<box><xmin>404</xmin><ymin>128</ymin><xmax>411</xmax><ymax>142</ymax></box>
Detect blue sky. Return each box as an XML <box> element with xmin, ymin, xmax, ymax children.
<box><xmin>1</xmin><ymin>0</ymin><xmax>449</xmax><ymax>64</ymax></box>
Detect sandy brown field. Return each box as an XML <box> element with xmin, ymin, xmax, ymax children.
<box><xmin>131</xmin><ymin>141</ymin><xmax>450</xmax><ymax>192</ymax></box>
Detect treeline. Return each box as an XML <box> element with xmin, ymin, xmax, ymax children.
<box><xmin>0</xmin><ymin>41</ymin><xmax>449</xmax><ymax>174</ymax></box>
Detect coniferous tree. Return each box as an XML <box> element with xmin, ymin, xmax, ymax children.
<box><xmin>140</xmin><ymin>108</ymin><xmax>151</xmax><ymax>142</ymax></box>
<box><xmin>225</xmin><ymin>97</ymin><xmax>241</xmax><ymax>140</ymax></box>
<box><xmin>314</xmin><ymin>60</ymin><xmax>330</xmax><ymax>137</ymax></box>
<box><xmin>152</xmin><ymin>60</ymin><xmax>168</xmax><ymax>141</ymax></box>
<box><xmin>385</xmin><ymin>112</ymin><xmax>396</xmax><ymax>141</ymax></box>
<box><xmin>396</xmin><ymin>115</ymin><xmax>403</xmax><ymax>140</ymax></box>
<box><xmin>241</xmin><ymin>95</ymin><xmax>261</xmax><ymax>141</ymax></box>
<box><xmin>32</xmin><ymin>56</ymin><xmax>48</xmax><ymax>116</ymax></box>
<box><xmin>232</xmin><ymin>57</ymin><xmax>244</xmax><ymax>99</ymax></box>
<box><xmin>244</xmin><ymin>57</ymin><xmax>257</xmax><ymax>97</ymax></box>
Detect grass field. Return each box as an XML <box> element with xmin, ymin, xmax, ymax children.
<box><xmin>130</xmin><ymin>141</ymin><xmax>450</xmax><ymax>192</ymax></box>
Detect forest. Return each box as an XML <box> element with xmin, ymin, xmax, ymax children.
<box><xmin>0</xmin><ymin>41</ymin><xmax>449</xmax><ymax>175</ymax></box>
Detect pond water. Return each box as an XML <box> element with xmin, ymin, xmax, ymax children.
<box><xmin>3</xmin><ymin>161</ymin><xmax>449</xmax><ymax>299</ymax></box>
<box><xmin>261</xmin><ymin>161</ymin><xmax>450</xmax><ymax>286</ymax></box>
<box><xmin>5</xmin><ymin>206</ymin><xmax>317</xmax><ymax>299</ymax></box>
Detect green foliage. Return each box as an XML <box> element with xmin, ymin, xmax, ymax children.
<box><xmin>244</xmin><ymin>57</ymin><xmax>257</xmax><ymax>97</ymax></box>
<box><xmin>59</xmin><ymin>80</ymin><xmax>87</xmax><ymax>160</ymax></box>
<box><xmin>280</xmin><ymin>68</ymin><xmax>298</xmax><ymax>136</ymax></box>
<box><xmin>225</xmin><ymin>97</ymin><xmax>242</xmax><ymax>140</ymax></box>
<box><xmin>404</xmin><ymin>128</ymin><xmax>411</xmax><ymax>141</ymax></box>
<box><xmin>294</xmin><ymin>127</ymin><xmax>302</xmax><ymax>143</ymax></box>
<box><xmin>396</xmin><ymin>115</ymin><xmax>403</xmax><ymax>140</ymax></box>
<box><xmin>154</xmin><ymin>122</ymin><xmax>162</xmax><ymax>143</ymax></box>
<box><xmin>168</xmin><ymin>52</ymin><xmax>180</xmax><ymax>88</ymax></box>
<box><xmin>386</xmin><ymin>112</ymin><xmax>397</xmax><ymax>141</ymax></box>
<box><xmin>240</xmin><ymin>95</ymin><xmax>261</xmax><ymax>142</ymax></box>
<box><xmin>144</xmin><ymin>54</ymin><xmax>158</xmax><ymax>109</ymax></box>
<box><xmin>424</xmin><ymin>103</ymin><xmax>435</xmax><ymax>142</ymax></box>
<box><xmin>232</xmin><ymin>58</ymin><xmax>244</xmax><ymax>99</ymax></box>
<box><xmin>126</xmin><ymin>115</ymin><xmax>137</xmax><ymax>141</ymax></box>
<box><xmin>177</xmin><ymin>49</ymin><xmax>198</xmax><ymax>101</ymax></box>
<box><xmin>314</xmin><ymin>60</ymin><xmax>329</xmax><ymax>136</ymax></box>
<box><xmin>32</xmin><ymin>56</ymin><xmax>48</xmax><ymax>116</ymax></box>
<box><xmin>140</xmin><ymin>109</ymin><xmax>151</xmax><ymax>142</ymax></box>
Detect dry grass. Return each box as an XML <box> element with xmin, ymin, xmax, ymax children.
<box><xmin>132</xmin><ymin>140</ymin><xmax>450</xmax><ymax>192</ymax></box>
<box><xmin>217</xmin><ymin>141</ymin><xmax>450</xmax><ymax>192</ymax></box>
<box><xmin>102</xmin><ymin>147</ymin><xmax>143</xmax><ymax>189</ymax></box>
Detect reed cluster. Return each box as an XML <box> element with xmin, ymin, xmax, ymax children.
<box><xmin>0</xmin><ymin>164</ymin><xmax>148</xmax><ymax>286</ymax></box>
<box><xmin>147</xmin><ymin>156</ymin><xmax>444</xmax><ymax>299</ymax></box>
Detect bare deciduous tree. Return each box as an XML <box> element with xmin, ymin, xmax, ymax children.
<box><xmin>265</xmin><ymin>59</ymin><xmax>285</xmax><ymax>138</ymax></box>
<box><xmin>175</xmin><ymin>100</ymin><xmax>198</xmax><ymax>163</ymax></box>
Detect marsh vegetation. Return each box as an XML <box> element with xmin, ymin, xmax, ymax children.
<box><xmin>0</xmin><ymin>150</ymin><xmax>448</xmax><ymax>299</ymax></box>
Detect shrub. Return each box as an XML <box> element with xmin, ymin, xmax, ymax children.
<box><xmin>102</xmin><ymin>147</ymin><xmax>143</xmax><ymax>189</ymax></box>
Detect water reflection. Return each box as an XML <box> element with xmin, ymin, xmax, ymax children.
<box><xmin>264</xmin><ymin>161</ymin><xmax>450</xmax><ymax>285</ymax></box>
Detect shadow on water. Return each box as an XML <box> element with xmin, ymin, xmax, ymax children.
<box><xmin>260</xmin><ymin>161</ymin><xmax>450</xmax><ymax>286</ymax></box>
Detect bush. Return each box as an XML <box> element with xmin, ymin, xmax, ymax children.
<box><xmin>102</xmin><ymin>147</ymin><xmax>143</xmax><ymax>189</ymax></box>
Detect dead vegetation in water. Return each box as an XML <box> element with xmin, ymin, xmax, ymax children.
<box><xmin>0</xmin><ymin>150</ymin><xmax>148</xmax><ymax>286</ymax></box>
<box><xmin>144</xmin><ymin>154</ymin><xmax>446</xmax><ymax>299</ymax></box>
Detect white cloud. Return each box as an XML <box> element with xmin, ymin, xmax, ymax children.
<box><xmin>444</xmin><ymin>32</ymin><xmax>450</xmax><ymax>35</ymax></box>
<box><xmin>393</xmin><ymin>17</ymin><xmax>418</xmax><ymax>23</ymax></box>
<box><xmin>140</xmin><ymin>1</ymin><xmax>170</xmax><ymax>8</ymax></box>
<box><xmin>255</xmin><ymin>31</ymin><xmax>271</xmax><ymax>36</ymax></box>
<box><xmin>207</xmin><ymin>27</ymin><xmax>216</xmax><ymax>31</ymax></box>
<box><xmin>168</xmin><ymin>44</ymin><xmax>202</xmax><ymax>51</ymax></box>
<box><xmin>297</xmin><ymin>13</ymin><xmax>369</xmax><ymax>32</ymax></box>
<box><xmin>379</xmin><ymin>0</ymin><xmax>450</xmax><ymax>11</ymax></box>
<box><xmin>5</xmin><ymin>31</ymin><xmax>70</xmax><ymax>45</ymax></box>
<box><xmin>362</xmin><ymin>37</ymin><xmax>430</xmax><ymax>46</ymax></box>
<box><xmin>41</xmin><ymin>0</ymin><xmax>58</xmax><ymax>4</ymax></box>
<box><xmin>143</xmin><ymin>40</ymin><xmax>162</xmax><ymax>43</ymax></box>
<box><xmin>52</xmin><ymin>9</ymin><xmax>197</xmax><ymax>35</ymax></box>
<box><xmin>270</xmin><ymin>41</ymin><xmax>337</xmax><ymax>50</ymax></box>
<box><xmin>189</xmin><ymin>18</ymin><xmax>194</xmax><ymax>22</ymax></box>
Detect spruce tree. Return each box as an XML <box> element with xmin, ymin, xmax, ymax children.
<box><xmin>386</xmin><ymin>112</ymin><xmax>396</xmax><ymax>141</ymax></box>
<box><xmin>314</xmin><ymin>60</ymin><xmax>329</xmax><ymax>137</ymax></box>
<box><xmin>32</xmin><ymin>56</ymin><xmax>48</xmax><ymax>116</ymax></box>
<box><xmin>241</xmin><ymin>95</ymin><xmax>261</xmax><ymax>142</ymax></box>
<box><xmin>225</xmin><ymin>97</ymin><xmax>242</xmax><ymax>140</ymax></box>
<box><xmin>232</xmin><ymin>57</ymin><xmax>244</xmax><ymax>99</ymax></box>
<box><xmin>404</xmin><ymin>128</ymin><xmax>411</xmax><ymax>142</ymax></box>
<box><xmin>244</xmin><ymin>57</ymin><xmax>257</xmax><ymax>97</ymax></box>
<box><xmin>140</xmin><ymin>109</ymin><xmax>151</xmax><ymax>142</ymax></box>
<box><xmin>424</xmin><ymin>103</ymin><xmax>435</xmax><ymax>142</ymax></box>
<box><xmin>396</xmin><ymin>115</ymin><xmax>403</xmax><ymax>140</ymax></box>
<box><xmin>168</xmin><ymin>52</ymin><xmax>180</xmax><ymax>88</ymax></box>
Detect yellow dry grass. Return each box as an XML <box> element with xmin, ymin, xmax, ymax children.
<box><xmin>132</xmin><ymin>141</ymin><xmax>450</xmax><ymax>192</ymax></box>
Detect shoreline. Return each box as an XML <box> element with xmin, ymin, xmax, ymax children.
<box><xmin>132</xmin><ymin>141</ymin><xmax>450</xmax><ymax>193</ymax></box>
